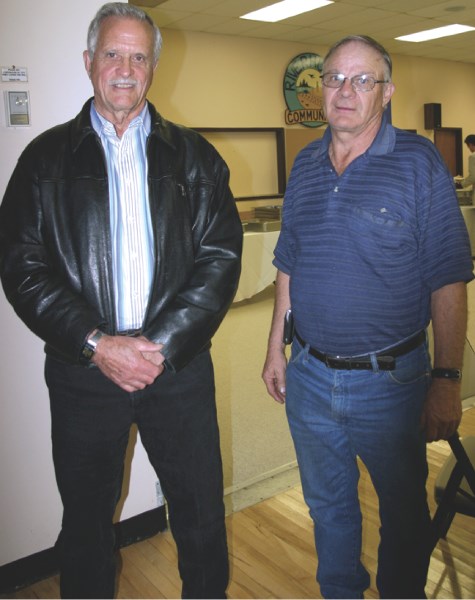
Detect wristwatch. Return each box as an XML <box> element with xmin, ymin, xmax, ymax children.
<box><xmin>431</xmin><ymin>368</ymin><xmax>462</xmax><ymax>381</ymax></box>
<box><xmin>80</xmin><ymin>330</ymin><xmax>105</xmax><ymax>363</ymax></box>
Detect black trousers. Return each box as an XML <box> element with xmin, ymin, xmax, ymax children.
<box><xmin>45</xmin><ymin>350</ymin><xmax>228</xmax><ymax>599</ymax></box>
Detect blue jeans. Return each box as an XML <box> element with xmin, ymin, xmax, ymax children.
<box><xmin>45</xmin><ymin>350</ymin><xmax>228</xmax><ymax>599</ymax></box>
<box><xmin>285</xmin><ymin>337</ymin><xmax>432</xmax><ymax>599</ymax></box>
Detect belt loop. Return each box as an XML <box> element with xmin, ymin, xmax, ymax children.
<box><xmin>370</xmin><ymin>353</ymin><xmax>379</xmax><ymax>372</ymax></box>
<box><xmin>303</xmin><ymin>341</ymin><xmax>310</xmax><ymax>362</ymax></box>
<box><xmin>296</xmin><ymin>335</ymin><xmax>310</xmax><ymax>362</ymax></box>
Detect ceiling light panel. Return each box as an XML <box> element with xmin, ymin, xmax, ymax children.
<box><xmin>240</xmin><ymin>0</ymin><xmax>334</xmax><ymax>23</ymax></box>
<box><xmin>396</xmin><ymin>23</ymin><xmax>475</xmax><ymax>42</ymax></box>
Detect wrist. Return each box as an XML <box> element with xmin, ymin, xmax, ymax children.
<box><xmin>80</xmin><ymin>329</ymin><xmax>105</xmax><ymax>364</ymax></box>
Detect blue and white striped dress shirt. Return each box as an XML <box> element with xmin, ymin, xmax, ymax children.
<box><xmin>91</xmin><ymin>103</ymin><xmax>154</xmax><ymax>332</ymax></box>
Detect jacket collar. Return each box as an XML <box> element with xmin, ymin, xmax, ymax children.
<box><xmin>147</xmin><ymin>101</ymin><xmax>177</xmax><ymax>150</ymax></box>
<box><xmin>71</xmin><ymin>97</ymin><xmax>177</xmax><ymax>152</ymax></box>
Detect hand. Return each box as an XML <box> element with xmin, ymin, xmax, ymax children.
<box><xmin>141</xmin><ymin>347</ymin><xmax>166</xmax><ymax>368</ymax></box>
<box><xmin>92</xmin><ymin>334</ymin><xmax>165</xmax><ymax>392</ymax></box>
<box><xmin>421</xmin><ymin>378</ymin><xmax>462</xmax><ymax>442</ymax></box>
<box><xmin>262</xmin><ymin>345</ymin><xmax>288</xmax><ymax>404</ymax></box>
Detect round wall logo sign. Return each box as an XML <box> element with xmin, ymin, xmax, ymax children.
<box><xmin>284</xmin><ymin>53</ymin><xmax>326</xmax><ymax>128</ymax></box>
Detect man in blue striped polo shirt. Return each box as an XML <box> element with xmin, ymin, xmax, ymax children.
<box><xmin>263</xmin><ymin>35</ymin><xmax>473</xmax><ymax>598</ymax></box>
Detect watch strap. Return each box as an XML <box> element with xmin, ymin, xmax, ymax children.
<box><xmin>431</xmin><ymin>368</ymin><xmax>462</xmax><ymax>381</ymax></box>
<box><xmin>80</xmin><ymin>329</ymin><xmax>105</xmax><ymax>364</ymax></box>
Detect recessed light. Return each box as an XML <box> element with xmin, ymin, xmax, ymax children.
<box><xmin>396</xmin><ymin>23</ymin><xmax>475</xmax><ymax>42</ymax></box>
<box><xmin>240</xmin><ymin>0</ymin><xmax>334</xmax><ymax>23</ymax></box>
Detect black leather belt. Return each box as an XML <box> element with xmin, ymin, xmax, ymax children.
<box><xmin>295</xmin><ymin>330</ymin><xmax>425</xmax><ymax>371</ymax></box>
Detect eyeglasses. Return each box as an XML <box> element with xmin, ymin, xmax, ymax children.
<box><xmin>321</xmin><ymin>73</ymin><xmax>389</xmax><ymax>92</ymax></box>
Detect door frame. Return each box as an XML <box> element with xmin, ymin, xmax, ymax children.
<box><xmin>433</xmin><ymin>127</ymin><xmax>463</xmax><ymax>177</ymax></box>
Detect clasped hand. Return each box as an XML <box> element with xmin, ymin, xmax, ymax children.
<box><xmin>92</xmin><ymin>334</ymin><xmax>165</xmax><ymax>392</ymax></box>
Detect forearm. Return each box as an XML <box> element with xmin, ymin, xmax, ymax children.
<box><xmin>267</xmin><ymin>270</ymin><xmax>291</xmax><ymax>352</ymax></box>
<box><xmin>422</xmin><ymin>281</ymin><xmax>467</xmax><ymax>441</ymax></box>
<box><xmin>431</xmin><ymin>281</ymin><xmax>467</xmax><ymax>369</ymax></box>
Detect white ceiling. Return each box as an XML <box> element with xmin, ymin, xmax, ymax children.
<box><xmin>131</xmin><ymin>0</ymin><xmax>475</xmax><ymax>64</ymax></box>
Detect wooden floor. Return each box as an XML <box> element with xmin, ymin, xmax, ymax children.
<box><xmin>6</xmin><ymin>409</ymin><xmax>475</xmax><ymax>599</ymax></box>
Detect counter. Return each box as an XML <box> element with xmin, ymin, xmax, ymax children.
<box><xmin>234</xmin><ymin>230</ymin><xmax>279</xmax><ymax>302</ymax></box>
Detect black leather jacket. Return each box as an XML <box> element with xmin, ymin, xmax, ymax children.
<box><xmin>0</xmin><ymin>99</ymin><xmax>242</xmax><ymax>372</ymax></box>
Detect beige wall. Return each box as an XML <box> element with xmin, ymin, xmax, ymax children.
<box><xmin>391</xmin><ymin>54</ymin><xmax>475</xmax><ymax>141</ymax></box>
<box><xmin>149</xmin><ymin>28</ymin><xmax>475</xmax><ymax>174</ymax></box>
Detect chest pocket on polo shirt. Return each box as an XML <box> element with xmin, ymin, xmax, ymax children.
<box><xmin>348</xmin><ymin>205</ymin><xmax>417</xmax><ymax>258</ymax></box>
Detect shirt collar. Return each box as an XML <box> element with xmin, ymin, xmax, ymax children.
<box><xmin>313</xmin><ymin>109</ymin><xmax>396</xmax><ymax>162</ymax></box>
<box><xmin>90</xmin><ymin>101</ymin><xmax>151</xmax><ymax>138</ymax></box>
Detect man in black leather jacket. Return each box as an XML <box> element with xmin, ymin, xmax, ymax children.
<box><xmin>0</xmin><ymin>3</ymin><xmax>242</xmax><ymax>598</ymax></box>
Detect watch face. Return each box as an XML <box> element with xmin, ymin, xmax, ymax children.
<box><xmin>81</xmin><ymin>345</ymin><xmax>94</xmax><ymax>360</ymax></box>
<box><xmin>80</xmin><ymin>331</ymin><xmax>104</xmax><ymax>363</ymax></box>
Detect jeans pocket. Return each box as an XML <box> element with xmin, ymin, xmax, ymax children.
<box><xmin>388</xmin><ymin>345</ymin><xmax>430</xmax><ymax>385</ymax></box>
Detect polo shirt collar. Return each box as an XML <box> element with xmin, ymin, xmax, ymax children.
<box><xmin>314</xmin><ymin>109</ymin><xmax>396</xmax><ymax>161</ymax></box>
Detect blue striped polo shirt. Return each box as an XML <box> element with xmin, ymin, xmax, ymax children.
<box><xmin>274</xmin><ymin>117</ymin><xmax>474</xmax><ymax>356</ymax></box>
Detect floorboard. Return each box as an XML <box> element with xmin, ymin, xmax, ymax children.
<box><xmin>3</xmin><ymin>409</ymin><xmax>474</xmax><ymax>599</ymax></box>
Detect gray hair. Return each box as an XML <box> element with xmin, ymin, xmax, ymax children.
<box><xmin>323</xmin><ymin>35</ymin><xmax>392</xmax><ymax>81</ymax></box>
<box><xmin>87</xmin><ymin>2</ymin><xmax>162</xmax><ymax>65</ymax></box>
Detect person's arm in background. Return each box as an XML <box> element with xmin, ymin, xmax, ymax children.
<box><xmin>462</xmin><ymin>152</ymin><xmax>475</xmax><ymax>188</ymax></box>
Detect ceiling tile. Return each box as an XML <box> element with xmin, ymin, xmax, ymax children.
<box><xmin>147</xmin><ymin>7</ymin><xmax>193</xmax><ymax>26</ymax></box>
<box><xmin>156</xmin><ymin>0</ymin><xmax>223</xmax><ymax>10</ymax></box>
<box><xmin>407</xmin><ymin>1</ymin><xmax>475</xmax><ymax>18</ymax></box>
<box><xmin>241</xmin><ymin>22</ymin><xmax>304</xmax><ymax>38</ymax></box>
<box><xmin>204</xmin><ymin>19</ymin><xmax>264</xmax><ymax>35</ymax></box>
<box><xmin>141</xmin><ymin>0</ymin><xmax>475</xmax><ymax>64</ymax></box>
<box><xmin>378</xmin><ymin>0</ymin><xmax>440</xmax><ymax>9</ymax></box>
<box><xmin>163</xmin><ymin>13</ymin><xmax>231</xmax><ymax>30</ymax></box>
<box><xmin>201</xmin><ymin>0</ymin><xmax>275</xmax><ymax>17</ymax></box>
<box><xmin>284</xmin><ymin>3</ymin><xmax>363</xmax><ymax>27</ymax></box>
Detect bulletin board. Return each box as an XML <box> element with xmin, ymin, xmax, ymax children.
<box><xmin>194</xmin><ymin>128</ymin><xmax>286</xmax><ymax>200</ymax></box>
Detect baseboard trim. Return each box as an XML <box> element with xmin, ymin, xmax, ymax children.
<box><xmin>0</xmin><ymin>505</ymin><xmax>167</xmax><ymax>596</ymax></box>
<box><xmin>223</xmin><ymin>460</ymin><xmax>298</xmax><ymax>496</ymax></box>
<box><xmin>224</xmin><ymin>464</ymin><xmax>300</xmax><ymax>515</ymax></box>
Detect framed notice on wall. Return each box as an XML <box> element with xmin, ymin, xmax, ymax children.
<box><xmin>194</xmin><ymin>127</ymin><xmax>286</xmax><ymax>200</ymax></box>
<box><xmin>4</xmin><ymin>90</ymin><xmax>30</xmax><ymax>126</ymax></box>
